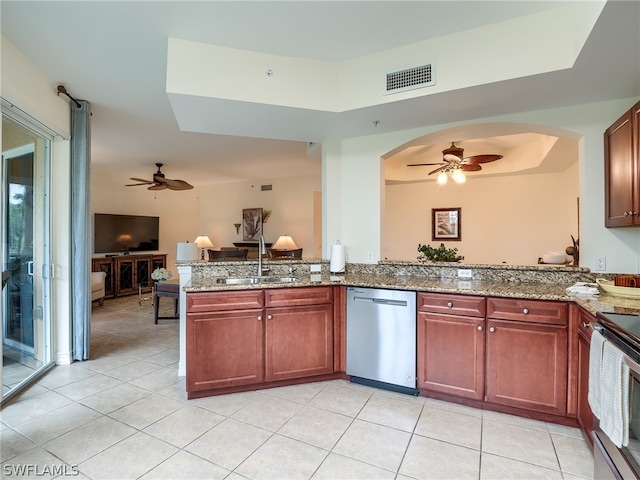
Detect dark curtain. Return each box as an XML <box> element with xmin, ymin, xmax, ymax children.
<box><xmin>70</xmin><ymin>100</ymin><xmax>92</xmax><ymax>360</ymax></box>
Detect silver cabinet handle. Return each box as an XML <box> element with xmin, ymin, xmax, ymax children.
<box><xmin>447</xmin><ymin>302</ymin><xmax>453</xmax><ymax>308</ymax></box>
<box><xmin>489</xmin><ymin>326</ymin><xmax>495</xmax><ymax>333</ymax></box>
<box><xmin>257</xmin><ymin>315</ymin><xmax>262</xmax><ymax>321</ymax></box>
<box><xmin>582</xmin><ymin>322</ymin><xmax>590</xmax><ymax>328</ymax></box>
<box><xmin>477</xmin><ymin>325</ymin><xmax>483</xmax><ymax>331</ymax></box>
<box><xmin>267</xmin><ymin>314</ymin><xmax>273</xmax><ymax>320</ymax></box>
<box><xmin>523</xmin><ymin>308</ymin><xmax>529</xmax><ymax>314</ymax></box>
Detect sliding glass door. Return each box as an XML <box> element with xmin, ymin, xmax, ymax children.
<box><xmin>2</xmin><ymin>112</ymin><xmax>52</xmax><ymax>399</ymax></box>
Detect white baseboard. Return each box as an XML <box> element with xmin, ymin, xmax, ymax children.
<box><xmin>56</xmin><ymin>352</ymin><xmax>73</xmax><ymax>365</ymax></box>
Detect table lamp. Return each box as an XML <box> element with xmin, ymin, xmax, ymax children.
<box><xmin>194</xmin><ymin>235</ymin><xmax>214</xmax><ymax>260</ymax></box>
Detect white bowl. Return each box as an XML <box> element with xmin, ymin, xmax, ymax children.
<box><xmin>542</xmin><ymin>252</ymin><xmax>566</xmax><ymax>264</ymax></box>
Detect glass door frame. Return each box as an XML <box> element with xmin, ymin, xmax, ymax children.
<box><xmin>2</xmin><ymin>107</ymin><xmax>53</xmax><ymax>402</ymax></box>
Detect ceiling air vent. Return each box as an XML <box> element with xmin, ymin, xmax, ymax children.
<box><xmin>261</xmin><ymin>184</ymin><xmax>272</xmax><ymax>191</ymax></box>
<box><xmin>384</xmin><ymin>62</ymin><xmax>435</xmax><ymax>95</ymax></box>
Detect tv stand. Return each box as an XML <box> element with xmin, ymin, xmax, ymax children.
<box><xmin>92</xmin><ymin>253</ymin><xmax>166</xmax><ymax>298</ymax></box>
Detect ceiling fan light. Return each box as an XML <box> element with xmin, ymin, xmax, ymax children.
<box><xmin>437</xmin><ymin>172</ymin><xmax>448</xmax><ymax>185</ymax></box>
<box><xmin>452</xmin><ymin>169</ymin><xmax>466</xmax><ymax>184</ymax></box>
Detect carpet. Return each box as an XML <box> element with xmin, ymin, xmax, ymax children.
<box><xmin>96</xmin><ymin>292</ymin><xmax>178</xmax><ymax>318</ymax></box>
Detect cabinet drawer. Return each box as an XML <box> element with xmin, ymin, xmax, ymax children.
<box><xmin>187</xmin><ymin>290</ymin><xmax>264</xmax><ymax>313</ymax></box>
<box><xmin>577</xmin><ymin>307</ymin><xmax>595</xmax><ymax>339</ymax></box>
<box><xmin>418</xmin><ymin>293</ymin><xmax>485</xmax><ymax>318</ymax></box>
<box><xmin>487</xmin><ymin>298</ymin><xmax>567</xmax><ymax>326</ymax></box>
<box><xmin>265</xmin><ymin>286</ymin><xmax>333</xmax><ymax>307</ymax></box>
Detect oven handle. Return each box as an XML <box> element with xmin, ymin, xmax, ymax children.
<box><xmin>624</xmin><ymin>355</ymin><xmax>640</xmax><ymax>375</ymax></box>
<box><xmin>593</xmin><ymin>323</ymin><xmax>640</xmax><ymax>375</ymax></box>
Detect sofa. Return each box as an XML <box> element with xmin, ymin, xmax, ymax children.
<box><xmin>91</xmin><ymin>271</ymin><xmax>106</xmax><ymax>306</ymax></box>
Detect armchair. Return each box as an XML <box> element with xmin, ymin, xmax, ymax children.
<box><xmin>91</xmin><ymin>271</ymin><xmax>106</xmax><ymax>306</ymax></box>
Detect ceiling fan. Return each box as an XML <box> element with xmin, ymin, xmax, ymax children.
<box><xmin>407</xmin><ymin>142</ymin><xmax>503</xmax><ymax>176</ymax></box>
<box><xmin>126</xmin><ymin>163</ymin><xmax>193</xmax><ymax>191</ymax></box>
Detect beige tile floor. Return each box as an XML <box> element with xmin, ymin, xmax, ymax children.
<box><xmin>1</xmin><ymin>296</ymin><xmax>594</xmax><ymax>479</ymax></box>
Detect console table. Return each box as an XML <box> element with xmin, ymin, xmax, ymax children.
<box><xmin>92</xmin><ymin>253</ymin><xmax>167</xmax><ymax>298</ymax></box>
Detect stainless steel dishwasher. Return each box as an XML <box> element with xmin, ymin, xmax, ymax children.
<box><xmin>346</xmin><ymin>287</ymin><xmax>418</xmax><ymax>395</ymax></box>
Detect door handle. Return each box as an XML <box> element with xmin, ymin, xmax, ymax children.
<box><xmin>27</xmin><ymin>261</ymin><xmax>34</xmax><ymax>276</ymax></box>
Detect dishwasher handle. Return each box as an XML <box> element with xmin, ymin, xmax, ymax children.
<box><xmin>353</xmin><ymin>296</ymin><xmax>408</xmax><ymax>307</ymax></box>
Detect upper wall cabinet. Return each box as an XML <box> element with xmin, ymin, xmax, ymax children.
<box><xmin>604</xmin><ymin>100</ymin><xmax>640</xmax><ymax>227</ymax></box>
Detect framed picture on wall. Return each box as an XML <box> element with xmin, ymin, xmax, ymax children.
<box><xmin>432</xmin><ymin>207</ymin><xmax>461</xmax><ymax>241</ymax></box>
<box><xmin>242</xmin><ymin>208</ymin><xmax>263</xmax><ymax>241</ymax></box>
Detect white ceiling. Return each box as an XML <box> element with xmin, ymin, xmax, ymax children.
<box><xmin>1</xmin><ymin>1</ymin><xmax>639</xmax><ymax>187</ymax></box>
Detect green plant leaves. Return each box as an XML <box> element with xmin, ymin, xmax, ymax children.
<box><xmin>417</xmin><ymin>243</ymin><xmax>464</xmax><ymax>262</ymax></box>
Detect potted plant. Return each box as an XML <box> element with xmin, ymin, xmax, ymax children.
<box><xmin>417</xmin><ymin>243</ymin><xmax>464</xmax><ymax>262</ymax></box>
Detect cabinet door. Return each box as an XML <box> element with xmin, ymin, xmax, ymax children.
<box><xmin>577</xmin><ymin>309</ymin><xmax>595</xmax><ymax>443</ymax></box>
<box><xmin>265</xmin><ymin>303</ymin><xmax>334</xmax><ymax>382</ymax></box>
<box><xmin>134</xmin><ymin>257</ymin><xmax>151</xmax><ymax>287</ymax></box>
<box><xmin>115</xmin><ymin>258</ymin><xmax>135</xmax><ymax>295</ymax></box>
<box><xmin>417</xmin><ymin>312</ymin><xmax>485</xmax><ymax>400</ymax></box>
<box><xmin>605</xmin><ymin>106</ymin><xmax>637</xmax><ymax>227</ymax></box>
<box><xmin>187</xmin><ymin>309</ymin><xmax>264</xmax><ymax>391</ymax></box>
<box><xmin>486</xmin><ymin>319</ymin><xmax>568</xmax><ymax>415</ymax></box>
<box><xmin>151</xmin><ymin>254</ymin><xmax>166</xmax><ymax>271</ymax></box>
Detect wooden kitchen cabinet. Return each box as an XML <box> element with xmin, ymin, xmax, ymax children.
<box><xmin>417</xmin><ymin>293</ymin><xmax>486</xmax><ymax>400</ymax></box>
<box><xmin>265</xmin><ymin>303</ymin><xmax>334</xmax><ymax>381</ymax></box>
<box><xmin>485</xmin><ymin>298</ymin><xmax>568</xmax><ymax>416</ymax></box>
<box><xmin>604</xmin><ymin>100</ymin><xmax>640</xmax><ymax>227</ymax></box>
<box><xmin>186</xmin><ymin>286</ymin><xmax>337</xmax><ymax>398</ymax></box>
<box><xmin>576</xmin><ymin>306</ymin><xmax>595</xmax><ymax>444</ymax></box>
<box><xmin>186</xmin><ymin>290</ymin><xmax>264</xmax><ymax>393</ymax></box>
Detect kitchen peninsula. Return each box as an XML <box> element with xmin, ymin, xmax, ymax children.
<box><xmin>176</xmin><ymin>258</ymin><xmax>640</xmax><ymax>438</ymax></box>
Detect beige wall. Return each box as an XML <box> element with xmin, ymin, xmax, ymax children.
<box><xmin>384</xmin><ymin>162</ymin><xmax>578</xmax><ymax>265</ymax></box>
<box><xmin>91</xmin><ymin>168</ymin><xmax>321</xmax><ymax>276</ymax></box>
<box><xmin>325</xmin><ymin>99</ymin><xmax>640</xmax><ymax>273</ymax></box>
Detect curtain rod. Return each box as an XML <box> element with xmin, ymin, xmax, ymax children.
<box><xmin>56</xmin><ymin>85</ymin><xmax>82</xmax><ymax>108</ymax></box>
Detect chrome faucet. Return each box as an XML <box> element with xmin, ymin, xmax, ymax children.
<box><xmin>257</xmin><ymin>235</ymin><xmax>265</xmax><ymax>276</ymax></box>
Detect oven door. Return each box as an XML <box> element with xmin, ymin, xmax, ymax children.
<box><xmin>593</xmin><ymin>355</ymin><xmax>640</xmax><ymax>479</ymax></box>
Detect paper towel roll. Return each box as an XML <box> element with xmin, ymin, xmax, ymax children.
<box><xmin>330</xmin><ymin>243</ymin><xmax>346</xmax><ymax>273</ymax></box>
<box><xmin>176</xmin><ymin>242</ymin><xmax>198</xmax><ymax>261</ymax></box>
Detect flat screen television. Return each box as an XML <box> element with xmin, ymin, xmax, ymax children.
<box><xmin>94</xmin><ymin>213</ymin><xmax>159</xmax><ymax>254</ymax></box>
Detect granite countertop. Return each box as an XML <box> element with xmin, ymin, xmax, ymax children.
<box><xmin>184</xmin><ymin>272</ymin><xmax>640</xmax><ymax>316</ymax></box>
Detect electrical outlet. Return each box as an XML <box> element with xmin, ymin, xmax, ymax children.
<box><xmin>367</xmin><ymin>251</ymin><xmax>374</xmax><ymax>262</ymax></box>
<box><xmin>310</xmin><ymin>264</ymin><xmax>321</xmax><ymax>273</ymax></box>
<box><xmin>595</xmin><ymin>256</ymin><xmax>606</xmax><ymax>271</ymax></box>
<box><xmin>457</xmin><ymin>269</ymin><xmax>472</xmax><ymax>279</ymax></box>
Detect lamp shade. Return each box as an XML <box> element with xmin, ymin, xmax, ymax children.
<box><xmin>272</xmin><ymin>235</ymin><xmax>298</xmax><ymax>250</ymax></box>
<box><xmin>176</xmin><ymin>242</ymin><xmax>198</xmax><ymax>261</ymax></box>
<box><xmin>193</xmin><ymin>235</ymin><xmax>214</xmax><ymax>248</ymax></box>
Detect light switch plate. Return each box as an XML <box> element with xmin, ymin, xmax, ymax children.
<box><xmin>310</xmin><ymin>264</ymin><xmax>321</xmax><ymax>273</ymax></box>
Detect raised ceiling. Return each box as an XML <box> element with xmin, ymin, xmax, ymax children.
<box><xmin>1</xmin><ymin>1</ymin><xmax>638</xmax><ymax>186</ymax></box>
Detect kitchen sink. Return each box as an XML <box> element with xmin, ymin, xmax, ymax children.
<box><xmin>216</xmin><ymin>276</ymin><xmax>301</xmax><ymax>285</ymax></box>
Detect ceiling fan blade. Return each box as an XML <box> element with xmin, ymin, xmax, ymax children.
<box><xmin>461</xmin><ymin>163</ymin><xmax>482</xmax><ymax>172</ymax></box>
<box><xmin>464</xmin><ymin>154</ymin><xmax>503</xmax><ymax>164</ymax></box>
<box><xmin>166</xmin><ymin>180</ymin><xmax>194</xmax><ymax>190</ymax></box>
<box><xmin>157</xmin><ymin>177</ymin><xmax>187</xmax><ymax>189</ymax></box>
<box><xmin>428</xmin><ymin>166</ymin><xmax>447</xmax><ymax>176</ymax></box>
<box><xmin>407</xmin><ymin>162</ymin><xmax>445</xmax><ymax>167</ymax></box>
<box><xmin>147</xmin><ymin>183</ymin><xmax>168</xmax><ymax>191</ymax></box>
<box><xmin>126</xmin><ymin>182</ymin><xmax>150</xmax><ymax>187</ymax></box>
<box><xmin>129</xmin><ymin>177</ymin><xmax>153</xmax><ymax>184</ymax></box>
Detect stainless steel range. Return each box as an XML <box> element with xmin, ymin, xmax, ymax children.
<box><xmin>594</xmin><ymin>312</ymin><xmax>640</xmax><ymax>479</ymax></box>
